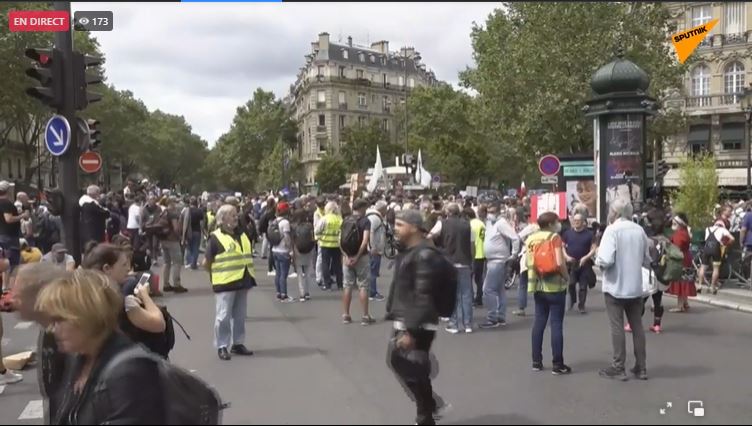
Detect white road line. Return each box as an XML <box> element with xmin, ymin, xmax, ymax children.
<box><xmin>0</xmin><ymin>385</ymin><xmax>6</xmax><ymax>395</ymax></box>
<box><xmin>14</xmin><ymin>322</ymin><xmax>33</xmax><ymax>330</ymax></box>
<box><xmin>18</xmin><ymin>400</ymin><xmax>43</xmax><ymax>420</ymax></box>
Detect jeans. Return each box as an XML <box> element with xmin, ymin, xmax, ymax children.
<box><xmin>518</xmin><ymin>270</ymin><xmax>529</xmax><ymax>310</ymax></box>
<box><xmin>321</xmin><ymin>247</ymin><xmax>343</xmax><ymax>289</ymax></box>
<box><xmin>387</xmin><ymin>329</ymin><xmax>443</xmax><ymax>425</ymax></box>
<box><xmin>605</xmin><ymin>293</ymin><xmax>646</xmax><ymax>372</ymax></box>
<box><xmin>268</xmin><ymin>238</ymin><xmax>276</xmax><ymax>273</ymax></box>
<box><xmin>531</xmin><ymin>291</ymin><xmax>566</xmax><ymax>366</ymax></box>
<box><xmin>483</xmin><ymin>261</ymin><xmax>508</xmax><ymax>323</ymax></box>
<box><xmin>294</xmin><ymin>251</ymin><xmax>315</xmax><ymax>298</ymax></box>
<box><xmin>261</xmin><ymin>234</ymin><xmax>270</xmax><ymax>257</ymax></box>
<box><xmin>214</xmin><ymin>289</ymin><xmax>248</xmax><ymax>349</ymax></box>
<box><xmin>370</xmin><ymin>254</ymin><xmax>382</xmax><ymax>297</ymax></box>
<box><xmin>273</xmin><ymin>252</ymin><xmax>291</xmax><ymax>296</ymax></box>
<box><xmin>472</xmin><ymin>259</ymin><xmax>485</xmax><ymax>303</ymax></box>
<box><xmin>160</xmin><ymin>240</ymin><xmax>182</xmax><ymax>288</ymax></box>
<box><xmin>450</xmin><ymin>267</ymin><xmax>473</xmax><ymax>329</ymax></box>
<box><xmin>316</xmin><ymin>245</ymin><xmax>323</xmax><ymax>284</ymax></box>
<box><xmin>186</xmin><ymin>231</ymin><xmax>202</xmax><ymax>269</ymax></box>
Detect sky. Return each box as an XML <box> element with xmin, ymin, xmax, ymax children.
<box><xmin>71</xmin><ymin>2</ymin><xmax>501</xmax><ymax>146</ymax></box>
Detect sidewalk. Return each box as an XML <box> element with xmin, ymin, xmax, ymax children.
<box><xmin>672</xmin><ymin>285</ymin><xmax>752</xmax><ymax>314</ymax></box>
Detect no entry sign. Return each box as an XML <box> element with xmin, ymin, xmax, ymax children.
<box><xmin>79</xmin><ymin>151</ymin><xmax>102</xmax><ymax>174</ymax></box>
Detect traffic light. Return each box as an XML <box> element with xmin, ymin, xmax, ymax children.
<box><xmin>656</xmin><ymin>160</ymin><xmax>670</xmax><ymax>181</ymax></box>
<box><xmin>87</xmin><ymin>119</ymin><xmax>101</xmax><ymax>150</ymax></box>
<box><xmin>73</xmin><ymin>52</ymin><xmax>103</xmax><ymax>110</ymax></box>
<box><xmin>24</xmin><ymin>48</ymin><xmax>63</xmax><ymax>109</ymax></box>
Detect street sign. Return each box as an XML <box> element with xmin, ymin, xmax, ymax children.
<box><xmin>541</xmin><ymin>175</ymin><xmax>559</xmax><ymax>184</ymax></box>
<box><xmin>45</xmin><ymin>115</ymin><xmax>71</xmax><ymax>157</ymax></box>
<box><xmin>78</xmin><ymin>151</ymin><xmax>102</xmax><ymax>174</ymax></box>
<box><xmin>538</xmin><ymin>155</ymin><xmax>561</xmax><ymax>177</ymax></box>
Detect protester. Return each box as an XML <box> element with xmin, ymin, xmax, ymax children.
<box><xmin>79</xmin><ymin>185</ymin><xmax>111</xmax><ymax>251</ymax></box>
<box><xmin>666</xmin><ymin>214</ymin><xmax>696</xmax><ymax>312</ymax></box>
<box><xmin>341</xmin><ymin>199</ymin><xmax>373</xmax><ymax>325</ymax></box>
<box><xmin>313</xmin><ymin>197</ymin><xmax>327</xmax><ymax>288</ymax></box>
<box><xmin>271</xmin><ymin>202</ymin><xmax>295</xmax><ymax>303</ymax></box>
<box><xmin>480</xmin><ymin>207</ymin><xmax>520</xmax><ymax>329</ymax></box>
<box><xmin>291</xmin><ymin>209</ymin><xmax>315</xmax><ymax>302</ymax></box>
<box><xmin>183</xmin><ymin>197</ymin><xmax>205</xmax><ymax>270</ymax></box>
<box><xmin>157</xmin><ymin>198</ymin><xmax>188</xmax><ymax>293</ymax></box>
<box><xmin>596</xmin><ymin>199</ymin><xmax>651</xmax><ymax>381</ymax></box>
<box><xmin>41</xmin><ymin>243</ymin><xmax>76</xmax><ymax>272</ymax></box>
<box><xmin>0</xmin><ymin>255</ymin><xmax>23</xmax><ymax>386</ymax></box>
<box><xmin>0</xmin><ymin>180</ymin><xmax>29</xmax><ymax>290</ymax></box>
<box><xmin>367</xmin><ymin>200</ymin><xmax>388</xmax><ymax>302</ymax></box>
<box><xmin>385</xmin><ymin>209</ymin><xmax>451</xmax><ymax>426</ymax></box>
<box><xmin>513</xmin><ymin>221</ymin><xmax>540</xmax><ymax>316</ymax></box>
<box><xmin>526</xmin><ymin>212</ymin><xmax>571</xmax><ymax>375</ymax></box>
<box><xmin>316</xmin><ymin>201</ymin><xmax>344</xmax><ymax>291</ymax></box>
<box><xmin>141</xmin><ymin>194</ymin><xmax>163</xmax><ymax>266</ymax></box>
<box><xmin>205</xmin><ymin>204</ymin><xmax>256</xmax><ymax>360</ymax></box>
<box><xmin>698</xmin><ymin>212</ymin><xmax>735</xmax><ymax>295</ymax></box>
<box><xmin>35</xmin><ymin>269</ymin><xmax>166</xmax><ymax>424</ymax></box>
<box><xmin>468</xmin><ymin>206</ymin><xmax>486</xmax><ymax>307</ymax></box>
<box><xmin>561</xmin><ymin>213</ymin><xmax>597</xmax><ymax>314</ymax></box>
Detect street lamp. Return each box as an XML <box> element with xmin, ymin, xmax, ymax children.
<box><xmin>398</xmin><ymin>49</ymin><xmax>421</xmax><ymax>182</ymax></box>
<box><xmin>742</xmin><ymin>84</ymin><xmax>752</xmax><ymax>200</ymax></box>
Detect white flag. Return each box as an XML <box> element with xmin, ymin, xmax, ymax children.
<box><xmin>367</xmin><ymin>146</ymin><xmax>384</xmax><ymax>193</ymax></box>
<box><xmin>415</xmin><ymin>150</ymin><xmax>432</xmax><ymax>188</ymax></box>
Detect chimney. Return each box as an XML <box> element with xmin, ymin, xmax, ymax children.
<box><xmin>347</xmin><ymin>36</ymin><xmax>353</xmax><ymax>47</ymax></box>
<box><xmin>318</xmin><ymin>32</ymin><xmax>330</xmax><ymax>50</ymax></box>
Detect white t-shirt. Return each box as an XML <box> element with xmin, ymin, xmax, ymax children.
<box><xmin>272</xmin><ymin>218</ymin><xmax>292</xmax><ymax>254</ymax></box>
<box><xmin>41</xmin><ymin>252</ymin><xmax>75</xmax><ymax>270</ymax></box>
<box><xmin>127</xmin><ymin>203</ymin><xmax>142</xmax><ymax>229</ymax></box>
<box><xmin>705</xmin><ymin>222</ymin><xmax>733</xmax><ymax>244</ymax></box>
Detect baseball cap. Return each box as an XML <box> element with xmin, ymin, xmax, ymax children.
<box><xmin>0</xmin><ymin>180</ymin><xmax>10</xmax><ymax>192</ymax></box>
<box><xmin>396</xmin><ymin>209</ymin><xmax>426</xmax><ymax>232</ymax></box>
<box><xmin>51</xmin><ymin>243</ymin><xmax>67</xmax><ymax>254</ymax></box>
<box><xmin>277</xmin><ymin>202</ymin><xmax>290</xmax><ymax>215</ymax></box>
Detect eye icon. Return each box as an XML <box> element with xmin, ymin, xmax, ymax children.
<box><xmin>78</xmin><ymin>17</ymin><xmax>90</xmax><ymax>25</ymax></box>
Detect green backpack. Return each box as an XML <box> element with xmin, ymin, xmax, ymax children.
<box><xmin>656</xmin><ymin>241</ymin><xmax>685</xmax><ymax>283</ymax></box>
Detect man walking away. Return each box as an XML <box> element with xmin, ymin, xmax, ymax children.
<box><xmin>316</xmin><ymin>202</ymin><xmax>343</xmax><ymax>291</ymax></box>
<box><xmin>386</xmin><ymin>209</ymin><xmax>451</xmax><ymax>425</ymax></box>
<box><xmin>468</xmin><ymin>206</ymin><xmax>486</xmax><ymax>307</ymax></box>
<box><xmin>596</xmin><ymin>199</ymin><xmax>652</xmax><ymax>381</ymax></box>
<box><xmin>699</xmin><ymin>215</ymin><xmax>734</xmax><ymax>295</ymax></box>
<box><xmin>205</xmin><ymin>204</ymin><xmax>256</xmax><ymax>361</ymax></box>
<box><xmin>79</xmin><ymin>185</ymin><xmax>111</xmax><ymax>252</ymax></box>
<box><xmin>183</xmin><ymin>197</ymin><xmax>204</xmax><ymax>270</ymax></box>
<box><xmin>141</xmin><ymin>195</ymin><xmax>163</xmax><ymax>266</ymax></box>
<box><xmin>271</xmin><ymin>203</ymin><xmax>294</xmax><ymax>302</ymax></box>
<box><xmin>291</xmin><ymin>209</ymin><xmax>316</xmax><ymax>302</ymax></box>
<box><xmin>428</xmin><ymin>203</ymin><xmax>474</xmax><ymax>333</ymax></box>
<box><xmin>480</xmin><ymin>208</ymin><xmax>520</xmax><ymax>329</ymax></box>
<box><xmin>367</xmin><ymin>200</ymin><xmax>388</xmax><ymax>302</ymax></box>
<box><xmin>341</xmin><ymin>199</ymin><xmax>373</xmax><ymax>325</ymax></box>
<box><xmin>562</xmin><ymin>213</ymin><xmax>597</xmax><ymax>313</ymax></box>
<box><xmin>313</xmin><ymin>197</ymin><xmax>326</xmax><ymax>288</ymax></box>
<box><xmin>158</xmin><ymin>198</ymin><xmax>187</xmax><ymax>293</ymax></box>
<box><xmin>259</xmin><ymin>197</ymin><xmax>277</xmax><ymax>274</ymax></box>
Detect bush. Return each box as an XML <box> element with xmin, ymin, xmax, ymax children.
<box><xmin>671</xmin><ymin>155</ymin><xmax>718</xmax><ymax>229</ymax></box>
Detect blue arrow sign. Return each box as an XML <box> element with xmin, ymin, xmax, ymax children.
<box><xmin>45</xmin><ymin>115</ymin><xmax>71</xmax><ymax>157</ymax></box>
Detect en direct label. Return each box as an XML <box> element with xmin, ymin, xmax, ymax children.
<box><xmin>8</xmin><ymin>10</ymin><xmax>70</xmax><ymax>32</ymax></box>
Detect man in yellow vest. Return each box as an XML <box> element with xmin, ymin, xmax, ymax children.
<box><xmin>468</xmin><ymin>206</ymin><xmax>487</xmax><ymax>307</ymax></box>
<box><xmin>204</xmin><ymin>204</ymin><xmax>256</xmax><ymax>361</ymax></box>
<box><xmin>313</xmin><ymin>196</ymin><xmax>327</xmax><ymax>288</ymax></box>
<box><xmin>315</xmin><ymin>201</ymin><xmax>343</xmax><ymax>291</ymax></box>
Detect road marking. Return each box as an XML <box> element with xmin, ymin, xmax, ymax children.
<box><xmin>18</xmin><ymin>400</ymin><xmax>43</xmax><ymax>420</ymax></box>
<box><xmin>0</xmin><ymin>385</ymin><xmax>5</xmax><ymax>395</ymax></box>
<box><xmin>14</xmin><ymin>322</ymin><xmax>33</xmax><ymax>330</ymax></box>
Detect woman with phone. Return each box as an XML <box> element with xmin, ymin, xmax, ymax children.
<box><xmin>82</xmin><ymin>243</ymin><xmax>166</xmax><ymax>355</ymax></box>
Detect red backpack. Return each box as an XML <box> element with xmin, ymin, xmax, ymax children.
<box><xmin>532</xmin><ymin>233</ymin><xmax>561</xmax><ymax>277</ymax></box>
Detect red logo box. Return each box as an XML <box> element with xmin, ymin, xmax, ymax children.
<box><xmin>8</xmin><ymin>10</ymin><xmax>70</xmax><ymax>32</ymax></box>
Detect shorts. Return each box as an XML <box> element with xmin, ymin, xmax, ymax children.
<box><xmin>702</xmin><ymin>247</ymin><xmax>725</xmax><ymax>268</ymax></box>
<box><xmin>343</xmin><ymin>255</ymin><xmax>370</xmax><ymax>290</ymax></box>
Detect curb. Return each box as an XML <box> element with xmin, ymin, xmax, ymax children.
<box><xmin>663</xmin><ymin>292</ymin><xmax>752</xmax><ymax>314</ymax></box>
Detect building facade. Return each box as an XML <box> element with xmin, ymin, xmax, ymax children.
<box><xmin>663</xmin><ymin>2</ymin><xmax>752</xmax><ymax>188</ymax></box>
<box><xmin>290</xmin><ymin>32</ymin><xmax>438</xmax><ymax>187</ymax></box>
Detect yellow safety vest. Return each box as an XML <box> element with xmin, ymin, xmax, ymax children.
<box><xmin>206</xmin><ymin>211</ymin><xmax>216</xmax><ymax>231</ymax></box>
<box><xmin>470</xmin><ymin>218</ymin><xmax>486</xmax><ymax>260</ymax></box>
<box><xmin>210</xmin><ymin>230</ymin><xmax>255</xmax><ymax>286</ymax></box>
<box><xmin>319</xmin><ymin>213</ymin><xmax>343</xmax><ymax>248</ymax></box>
<box><xmin>314</xmin><ymin>208</ymin><xmax>325</xmax><ymax>241</ymax></box>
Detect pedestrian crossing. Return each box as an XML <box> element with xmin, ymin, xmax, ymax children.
<box><xmin>18</xmin><ymin>400</ymin><xmax>42</xmax><ymax>420</ymax></box>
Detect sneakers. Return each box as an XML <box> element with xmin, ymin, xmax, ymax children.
<box><xmin>464</xmin><ymin>327</ymin><xmax>473</xmax><ymax>334</ymax></box>
<box><xmin>342</xmin><ymin>314</ymin><xmax>352</xmax><ymax>324</ymax></box>
<box><xmin>599</xmin><ymin>366</ymin><xmax>628</xmax><ymax>381</ymax></box>
<box><xmin>173</xmin><ymin>286</ymin><xmax>188</xmax><ymax>294</ymax></box>
<box><xmin>0</xmin><ymin>370</ymin><xmax>23</xmax><ymax>385</ymax></box>
<box><xmin>512</xmin><ymin>309</ymin><xmax>526</xmax><ymax>317</ymax></box>
<box><xmin>361</xmin><ymin>316</ymin><xmax>376</xmax><ymax>326</ymax></box>
<box><xmin>217</xmin><ymin>347</ymin><xmax>231</xmax><ymax>361</ymax></box>
<box><xmin>299</xmin><ymin>297</ymin><xmax>307</xmax><ymax>303</ymax></box>
<box><xmin>649</xmin><ymin>324</ymin><xmax>662</xmax><ymax>334</ymax></box>
<box><xmin>279</xmin><ymin>296</ymin><xmax>295</xmax><ymax>303</ymax></box>
<box><xmin>369</xmin><ymin>294</ymin><xmax>386</xmax><ymax>302</ymax></box>
<box><xmin>552</xmin><ymin>364</ymin><xmax>572</xmax><ymax>376</ymax></box>
<box><xmin>439</xmin><ymin>317</ymin><xmax>450</xmax><ymax>323</ymax></box>
<box><xmin>445</xmin><ymin>326</ymin><xmax>459</xmax><ymax>334</ymax></box>
<box><xmin>433</xmin><ymin>402</ymin><xmax>453</xmax><ymax>421</ymax></box>
<box><xmin>479</xmin><ymin>321</ymin><xmax>500</xmax><ymax>329</ymax></box>
<box><xmin>289</xmin><ymin>273</ymin><xmax>298</xmax><ymax>279</ymax></box>
<box><xmin>624</xmin><ymin>323</ymin><xmax>632</xmax><ymax>333</ymax></box>
<box><xmin>304</xmin><ymin>294</ymin><xmax>311</xmax><ymax>301</ymax></box>
<box><xmin>630</xmin><ymin>367</ymin><xmax>649</xmax><ymax>381</ymax></box>
<box><xmin>267</xmin><ymin>271</ymin><xmax>276</xmax><ymax>277</ymax></box>
<box><xmin>578</xmin><ymin>308</ymin><xmax>587</xmax><ymax>315</ymax></box>
<box><xmin>531</xmin><ymin>362</ymin><xmax>544</xmax><ymax>372</ymax></box>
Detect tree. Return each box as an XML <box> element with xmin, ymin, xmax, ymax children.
<box><xmin>461</xmin><ymin>2</ymin><xmax>688</xmax><ymax>184</ymax></box>
<box><xmin>257</xmin><ymin>142</ymin><xmax>301</xmax><ymax>192</ymax></box>
<box><xmin>672</xmin><ymin>155</ymin><xmax>718</xmax><ymax>229</ymax></box>
<box><xmin>340</xmin><ymin>120</ymin><xmax>399</xmax><ymax>173</ymax></box>
<box><xmin>316</xmin><ymin>154</ymin><xmax>347</xmax><ymax>193</ymax></box>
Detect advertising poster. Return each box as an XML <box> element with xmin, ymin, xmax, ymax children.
<box><xmin>605</xmin><ymin>114</ymin><xmax>643</xmax><ymax>207</ymax></box>
<box><xmin>566</xmin><ymin>180</ymin><xmax>597</xmax><ymax>218</ymax></box>
<box><xmin>529</xmin><ymin>192</ymin><xmax>567</xmax><ymax>223</ymax></box>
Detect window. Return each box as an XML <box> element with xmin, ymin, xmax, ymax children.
<box><xmin>724</xmin><ymin>62</ymin><xmax>745</xmax><ymax>103</ymax></box>
<box><xmin>408</xmin><ymin>78</ymin><xmax>415</xmax><ymax>88</ymax></box>
<box><xmin>688</xmin><ymin>124</ymin><xmax>711</xmax><ymax>155</ymax></box>
<box><xmin>398</xmin><ymin>76</ymin><xmax>405</xmax><ymax>86</ymax></box>
<box><xmin>358</xmin><ymin>116</ymin><xmax>366</xmax><ymax>127</ymax></box>
<box><xmin>17</xmin><ymin>159</ymin><xmax>22</xmax><ymax>179</ymax></box>
<box><xmin>338</xmin><ymin>91</ymin><xmax>346</xmax><ymax>106</ymax></box>
<box><xmin>358</xmin><ymin>92</ymin><xmax>367</xmax><ymax>106</ymax></box>
<box><xmin>722</xmin><ymin>123</ymin><xmax>744</xmax><ymax>150</ymax></box>
<box><xmin>319</xmin><ymin>137</ymin><xmax>328</xmax><ymax>152</ymax></box>
<box><xmin>309</xmin><ymin>95</ymin><xmax>316</xmax><ymax>110</ymax></box>
<box><xmin>371</xmin><ymin>94</ymin><xmax>376</xmax><ymax>104</ymax></box>
<box><xmin>7</xmin><ymin>159</ymin><xmax>12</xmax><ymax>178</ymax></box>
<box><xmin>339</xmin><ymin>66</ymin><xmax>346</xmax><ymax>78</ymax></box>
<box><xmin>317</xmin><ymin>65</ymin><xmax>324</xmax><ymax>77</ymax></box>
<box><xmin>339</xmin><ymin>115</ymin><xmax>346</xmax><ymax>129</ymax></box>
<box><xmin>343</xmin><ymin>49</ymin><xmax>349</xmax><ymax>59</ymax></box>
<box><xmin>383</xmin><ymin>73</ymin><xmax>388</xmax><ymax>87</ymax></box>
<box><xmin>725</xmin><ymin>2</ymin><xmax>745</xmax><ymax>34</ymax></box>
<box><xmin>317</xmin><ymin>90</ymin><xmax>326</xmax><ymax>104</ymax></box>
<box><xmin>356</xmin><ymin>69</ymin><xmax>364</xmax><ymax>79</ymax></box>
<box><xmin>370</xmin><ymin>55</ymin><xmax>375</xmax><ymax>63</ymax></box>
<box><xmin>318</xmin><ymin>114</ymin><xmax>326</xmax><ymax>127</ymax></box>
<box><xmin>381</xmin><ymin>57</ymin><xmax>386</xmax><ymax>66</ymax></box>
<box><xmin>359</xmin><ymin>52</ymin><xmax>365</xmax><ymax>62</ymax></box>
<box><xmin>692</xmin><ymin>5</ymin><xmax>712</xmax><ymax>27</ymax></box>
<box><xmin>382</xmin><ymin>96</ymin><xmax>390</xmax><ymax>112</ymax></box>
<box><xmin>691</xmin><ymin>64</ymin><xmax>710</xmax><ymax>104</ymax></box>
<box><xmin>383</xmin><ymin>119</ymin><xmax>390</xmax><ymax>132</ymax></box>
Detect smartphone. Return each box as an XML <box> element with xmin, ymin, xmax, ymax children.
<box><xmin>137</xmin><ymin>273</ymin><xmax>152</xmax><ymax>288</ymax></box>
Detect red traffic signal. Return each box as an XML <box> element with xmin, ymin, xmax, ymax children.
<box><xmin>24</xmin><ymin>48</ymin><xmax>63</xmax><ymax>109</ymax></box>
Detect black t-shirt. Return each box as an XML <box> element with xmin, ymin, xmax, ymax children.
<box><xmin>355</xmin><ymin>215</ymin><xmax>371</xmax><ymax>245</ymax></box>
<box><xmin>189</xmin><ymin>207</ymin><xmax>204</xmax><ymax>232</ymax></box>
<box><xmin>0</xmin><ymin>199</ymin><xmax>20</xmax><ymax>239</ymax></box>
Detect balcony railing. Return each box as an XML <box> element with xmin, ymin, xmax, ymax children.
<box><xmin>316</xmin><ymin>102</ymin><xmax>326</xmax><ymax>109</ymax></box>
<box><xmin>316</xmin><ymin>125</ymin><xmax>327</xmax><ymax>133</ymax></box>
<box><xmin>338</xmin><ymin>103</ymin><xmax>348</xmax><ymax>110</ymax></box>
<box><xmin>685</xmin><ymin>93</ymin><xmax>745</xmax><ymax>109</ymax></box>
<box><xmin>358</xmin><ymin>103</ymin><xmax>368</xmax><ymax>110</ymax></box>
<box><xmin>698</xmin><ymin>38</ymin><xmax>712</xmax><ymax>49</ymax></box>
<box><xmin>723</xmin><ymin>32</ymin><xmax>748</xmax><ymax>46</ymax></box>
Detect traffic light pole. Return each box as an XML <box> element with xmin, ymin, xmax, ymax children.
<box><xmin>54</xmin><ymin>1</ymin><xmax>82</xmax><ymax>263</ymax></box>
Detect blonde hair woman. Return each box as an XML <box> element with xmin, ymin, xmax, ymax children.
<box><xmin>36</xmin><ymin>269</ymin><xmax>165</xmax><ymax>424</ymax></box>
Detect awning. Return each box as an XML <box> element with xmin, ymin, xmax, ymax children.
<box><xmin>664</xmin><ymin>167</ymin><xmax>749</xmax><ymax>188</ymax></box>
<box><xmin>721</xmin><ymin>123</ymin><xmax>744</xmax><ymax>142</ymax></box>
<box><xmin>688</xmin><ymin>125</ymin><xmax>711</xmax><ymax>144</ymax></box>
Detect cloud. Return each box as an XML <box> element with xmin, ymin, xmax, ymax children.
<box><xmin>73</xmin><ymin>2</ymin><xmax>500</xmax><ymax>145</ymax></box>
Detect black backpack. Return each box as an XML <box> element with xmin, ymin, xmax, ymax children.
<box><xmin>340</xmin><ymin>216</ymin><xmax>363</xmax><ymax>256</ymax></box>
<box><xmin>293</xmin><ymin>222</ymin><xmax>316</xmax><ymax>254</ymax></box>
<box><xmin>704</xmin><ymin>226</ymin><xmax>722</xmax><ymax>258</ymax></box>
<box><xmin>266</xmin><ymin>219</ymin><xmax>283</xmax><ymax>246</ymax></box>
<box><xmin>419</xmin><ymin>246</ymin><xmax>458</xmax><ymax>317</ymax></box>
<box><xmin>99</xmin><ymin>346</ymin><xmax>226</xmax><ymax>425</ymax></box>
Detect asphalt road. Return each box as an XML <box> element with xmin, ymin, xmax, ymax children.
<box><xmin>2</xmin><ymin>257</ymin><xmax>751</xmax><ymax>425</ymax></box>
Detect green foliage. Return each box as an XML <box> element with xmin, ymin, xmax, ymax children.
<box><xmin>340</xmin><ymin>120</ymin><xmax>400</xmax><ymax>173</ymax></box>
<box><xmin>316</xmin><ymin>154</ymin><xmax>347</xmax><ymax>193</ymax></box>
<box><xmin>672</xmin><ymin>155</ymin><xmax>719</xmax><ymax>229</ymax></box>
